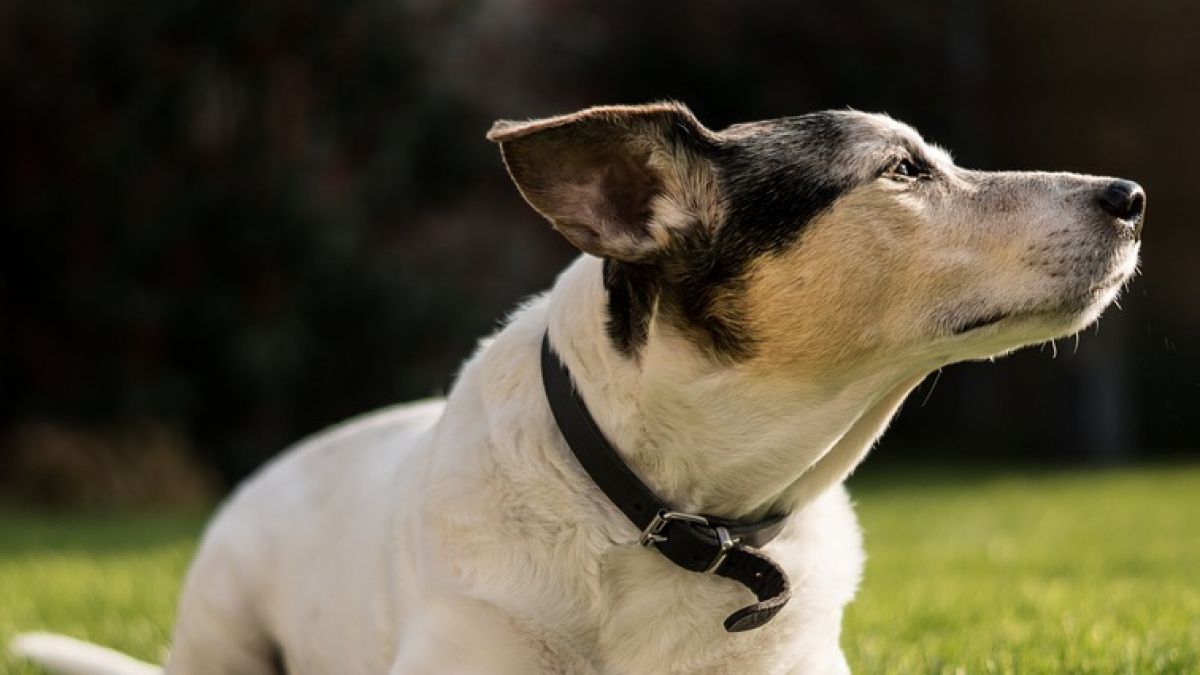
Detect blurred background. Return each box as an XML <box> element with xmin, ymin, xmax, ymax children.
<box><xmin>1</xmin><ymin>0</ymin><xmax>1195</xmax><ymax>505</ymax></box>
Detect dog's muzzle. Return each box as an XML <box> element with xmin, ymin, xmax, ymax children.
<box><xmin>541</xmin><ymin>332</ymin><xmax>792</xmax><ymax>632</ymax></box>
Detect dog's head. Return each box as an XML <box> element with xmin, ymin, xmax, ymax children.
<box><xmin>490</xmin><ymin>102</ymin><xmax>1143</xmax><ymax>381</ymax></box>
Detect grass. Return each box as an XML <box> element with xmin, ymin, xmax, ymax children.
<box><xmin>2</xmin><ymin>463</ymin><xmax>1198</xmax><ymax>674</ymax></box>
<box><xmin>0</xmin><ymin>509</ymin><xmax>207</xmax><ymax>673</ymax></box>
<box><xmin>845</xmin><ymin>462</ymin><xmax>1200</xmax><ymax>674</ymax></box>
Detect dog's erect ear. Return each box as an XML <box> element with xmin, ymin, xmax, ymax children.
<box><xmin>488</xmin><ymin>103</ymin><xmax>718</xmax><ymax>262</ymax></box>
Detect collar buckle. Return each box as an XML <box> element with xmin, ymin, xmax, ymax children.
<box><xmin>638</xmin><ymin>509</ymin><xmax>709</xmax><ymax>547</ymax></box>
<box><xmin>639</xmin><ymin>510</ymin><xmax>738</xmax><ymax>574</ymax></box>
<box><xmin>705</xmin><ymin>525</ymin><xmax>736</xmax><ymax>574</ymax></box>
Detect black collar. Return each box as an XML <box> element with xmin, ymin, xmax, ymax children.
<box><xmin>540</xmin><ymin>332</ymin><xmax>792</xmax><ymax>632</ymax></box>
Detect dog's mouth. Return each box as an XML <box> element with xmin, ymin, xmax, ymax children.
<box><xmin>950</xmin><ymin>311</ymin><xmax>1009</xmax><ymax>335</ymax></box>
<box><xmin>949</xmin><ymin>279</ymin><xmax>1130</xmax><ymax>337</ymax></box>
<box><xmin>946</xmin><ymin>246</ymin><xmax>1139</xmax><ymax>339</ymax></box>
<box><xmin>951</xmin><ymin>294</ymin><xmax>1106</xmax><ymax>336</ymax></box>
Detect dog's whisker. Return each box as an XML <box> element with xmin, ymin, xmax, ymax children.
<box><xmin>920</xmin><ymin>369</ymin><xmax>943</xmax><ymax>407</ymax></box>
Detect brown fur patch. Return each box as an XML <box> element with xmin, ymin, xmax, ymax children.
<box><xmin>741</xmin><ymin>185</ymin><xmax>924</xmax><ymax>376</ymax></box>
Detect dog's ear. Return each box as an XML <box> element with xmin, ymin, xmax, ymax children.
<box><xmin>488</xmin><ymin>102</ymin><xmax>717</xmax><ymax>262</ymax></box>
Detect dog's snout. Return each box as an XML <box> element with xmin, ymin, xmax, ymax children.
<box><xmin>1096</xmin><ymin>180</ymin><xmax>1146</xmax><ymax>239</ymax></box>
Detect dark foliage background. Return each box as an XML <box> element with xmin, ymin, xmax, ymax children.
<box><xmin>1</xmin><ymin>0</ymin><xmax>1195</xmax><ymax>495</ymax></box>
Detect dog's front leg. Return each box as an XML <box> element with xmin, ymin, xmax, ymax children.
<box><xmin>777</xmin><ymin>615</ymin><xmax>852</xmax><ymax>675</ymax></box>
<box><xmin>388</xmin><ymin>634</ymin><xmax>547</xmax><ymax>675</ymax></box>
<box><xmin>781</xmin><ymin>646</ymin><xmax>851</xmax><ymax>675</ymax></box>
<box><xmin>388</xmin><ymin>598</ymin><xmax>555</xmax><ymax>675</ymax></box>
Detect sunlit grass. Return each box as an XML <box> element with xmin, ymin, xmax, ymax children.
<box><xmin>2</xmin><ymin>464</ymin><xmax>1198</xmax><ymax>674</ymax></box>
<box><xmin>846</xmin><ymin>463</ymin><xmax>1200</xmax><ymax>674</ymax></box>
<box><xmin>0</xmin><ymin>510</ymin><xmax>206</xmax><ymax>674</ymax></box>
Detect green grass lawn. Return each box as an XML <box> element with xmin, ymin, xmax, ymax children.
<box><xmin>845</xmin><ymin>463</ymin><xmax>1200</xmax><ymax>674</ymax></box>
<box><xmin>0</xmin><ymin>510</ymin><xmax>207</xmax><ymax>673</ymax></box>
<box><xmin>2</xmin><ymin>463</ymin><xmax>1198</xmax><ymax>674</ymax></box>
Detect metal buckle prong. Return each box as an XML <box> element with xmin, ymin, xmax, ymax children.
<box><xmin>638</xmin><ymin>510</ymin><xmax>710</xmax><ymax>547</ymax></box>
<box><xmin>704</xmin><ymin>526</ymin><xmax>736</xmax><ymax>574</ymax></box>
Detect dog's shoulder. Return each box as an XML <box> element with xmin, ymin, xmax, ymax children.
<box><xmin>200</xmin><ymin>398</ymin><xmax>446</xmax><ymax>559</ymax></box>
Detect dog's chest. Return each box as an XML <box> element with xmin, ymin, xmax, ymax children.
<box><xmin>448</xmin><ymin>519</ymin><xmax>837</xmax><ymax>675</ymax></box>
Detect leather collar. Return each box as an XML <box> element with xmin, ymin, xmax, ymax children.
<box><xmin>540</xmin><ymin>332</ymin><xmax>792</xmax><ymax>632</ymax></box>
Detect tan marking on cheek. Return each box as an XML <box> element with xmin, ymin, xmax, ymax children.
<box><xmin>741</xmin><ymin>187</ymin><xmax>932</xmax><ymax>375</ymax></box>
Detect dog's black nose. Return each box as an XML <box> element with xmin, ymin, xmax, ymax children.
<box><xmin>1096</xmin><ymin>180</ymin><xmax>1146</xmax><ymax>239</ymax></box>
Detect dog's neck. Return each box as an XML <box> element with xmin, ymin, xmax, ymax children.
<box><xmin>547</xmin><ymin>256</ymin><xmax>927</xmax><ymax>521</ymax></box>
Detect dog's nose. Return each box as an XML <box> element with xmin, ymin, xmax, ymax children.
<box><xmin>1096</xmin><ymin>179</ymin><xmax>1146</xmax><ymax>239</ymax></box>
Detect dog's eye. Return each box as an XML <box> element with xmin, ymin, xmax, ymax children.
<box><xmin>888</xmin><ymin>158</ymin><xmax>925</xmax><ymax>180</ymax></box>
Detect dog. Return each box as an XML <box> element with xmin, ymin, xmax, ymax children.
<box><xmin>12</xmin><ymin>101</ymin><xmax>1144</xmax><ymax>674</ymax></box>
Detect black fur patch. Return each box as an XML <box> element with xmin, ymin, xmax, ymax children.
<box><xmin>715</xmin><ymin>114</ymin><xmax>857</xmax><ymax>258</ymax></box>
<box><xmin>604</xmin><ymin>258</ymin><xmax>660</xmax><ymax>355</ymax></box>
<box><xmin>604</xmin><ymin>113</ymin><xmax>860</xmax><ymax>361</ymax></box>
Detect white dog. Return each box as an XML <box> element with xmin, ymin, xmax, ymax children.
<box><xmin>13</xmin><ymin>102</ymin><xmax>1144</xmax><ymax>674</ymax></box>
